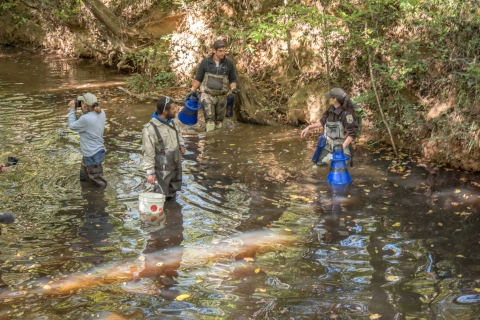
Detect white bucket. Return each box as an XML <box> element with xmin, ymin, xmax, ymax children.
<box><xmin>138</xmin><ymin>192</ymin><xmax>166</xmax><ymax>226</ymax></box>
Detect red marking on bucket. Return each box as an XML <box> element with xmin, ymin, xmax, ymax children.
<box><xmin>151</xmin><ymin>205</ymin><xmax>157</xmax><ymax>211</ymax></box>
<box><xmin>159</xmin><ymin>208</ymin><xmax>163</xmax><ymax>212</ymax></box>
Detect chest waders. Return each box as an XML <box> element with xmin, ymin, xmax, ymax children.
<box><xmin>150</xmin><ymin>121</ymin><xmax>182</xmax><ymax>198</ymax></box>
<box><xmin>317</xmin><ymin>119</ymin><xmax>351</xmax><ymax>165</ymax></box>
<box><xmin>81</xmin><ymin>160</ymin><xmax>107</xmax><ymax>189</ymax></box>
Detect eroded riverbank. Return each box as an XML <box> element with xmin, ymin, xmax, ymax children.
<box><xmin>1</xmin><ymin>48</ymin><xmax>480</xmax><ymax>319</ymax></box>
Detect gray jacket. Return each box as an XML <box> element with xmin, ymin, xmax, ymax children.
<box><xmin>142</xmin><ymin>118</ymin><xmax>185</xmax><ymax>175</ymax></box>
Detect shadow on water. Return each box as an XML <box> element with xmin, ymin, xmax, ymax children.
<box><xmin>1</xmin><ymin>46</ymin><xmax>480</xmax><ymax>319</ymax></box>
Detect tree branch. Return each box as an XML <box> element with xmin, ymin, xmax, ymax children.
<box><xmin>365</xmin><ymin>23</ymin><xmax>398</xmax><ymax>157</ymax></box>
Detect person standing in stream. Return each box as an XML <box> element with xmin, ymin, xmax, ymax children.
<box><xmin>186</xmin><ymin>39</ymin><xmax>239</xmax><ymax>132</ymax></box>
<box><xmin>142</xmin><ymin>96</ymin><xmax>186</xmax><ymax>201</ymax></box>
<box><xmin>68</xmin><ymin>93</ymin><xmax>107</xmax><ymax>188</ymax></box>
<box><xmin>301</xmin><ymin>88</ymin><xmax>359</xmax><ymax>166</ymax></box>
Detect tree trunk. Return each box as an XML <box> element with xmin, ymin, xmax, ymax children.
<box><xmin>82</xmin><ymin>0</ymin><xmax>122</xmax><ymax>38</ymax></box>
<box><xmin>227</xmin><ymin>55</ymin><xmax>274</xmax><ymax>125</ymax></box>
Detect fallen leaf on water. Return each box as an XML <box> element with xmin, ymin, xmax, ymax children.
<box><xmin>454</xmin><ymin>189</ymin><xmax>461</xmax><ymax>193</ymax></box>
<box><xmin>285</xmin><ymin>228</ymin><xmax>292</xmax><ymax>232</ymax></box>
<box><xmin>255</xmin><ymin>268</ymin><xmax>261</xmax><ymax>274</ymax></box>
<box><xmin>330</xmin><ymin>247</ymin><xmax>339</xmax><ymax>251</ymax></box>
<box><xmin>427</xmin><ymin>210</ymin><xmax>433</xmax><ymax>214</ymax></box>
<box><xmin>474</xmin><ymin>288</ymin><xmax>480</xmax><ymax>292</ymax></box>
<box><xmin>438</xmin><ymin>222</ymin><xmax>443</xmax><ymax>226</ymax></box>
<box><xmin>176</xmin><ymin>294</ymin><xmax>190</xmax><ymax>301</ymax></box>
<box><xmin>386</xmin><ymin>275</ymin><xmax>400</xmax><ymax>282</ymax></box>
<box><xmin>370</xmin><ymin>314</ymin><xmax>382</xmax><ymax>319</ymax></box>
<box><xmin>456</xmin><ymin>254</ymin><xmax>465</xmax><ymax>258</ymax></box>
<box><xmin>392</xmin><ymin>222</ymin><xmax>401</xmax><ymax>227</ymax></box>
<box><xmin>394</xmin><ymin>184</ymin><xmax>398</xmax><ymax>187</ymax></box>
<box><xmin>364</xmin><ymin>189</ymin><xmax>371</xmax><ymax>193</ymax></box>
<box><xmin>358</xmin><ymin>184</ymin><xmax>366</xmax><ymax>187</ymax></box>
<box><xmin>244</xmin><ymin>257</ymin><xmax>254</xmax><ymax>262</ymax></box>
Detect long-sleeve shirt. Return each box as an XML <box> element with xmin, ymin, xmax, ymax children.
<box><xmin>142</xmin><ymin>118</ymin><xmax>185</xmax><ymax>175</ymax></box>
<box><xmin>68</xmin><ymin>109</ymin><xmax>106</xmax><ymax>157</ymax></box>
<box><xmin>320</xmin><ymin>105</ymin><xmax>358</xmax><ymax>138</ymax></box>
<box><xmin>194</xmin><ymin>55</ymin><xmax>237</xmax><ymax>84</ymax></box>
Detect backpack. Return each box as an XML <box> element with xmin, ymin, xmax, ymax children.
<box><xmin>341</xmin><ymin>104</ymin><xmax>365</xmax><ymax>138</ymax></box>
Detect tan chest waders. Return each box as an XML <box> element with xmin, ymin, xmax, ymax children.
<box><xmin>150</xmin><ymin>121</ymin><xmax>182</xmax><ymax>197</ymax></box>
<box><xmin>200</xmin><ymin>72</ymin><xmax>229</xmax><ymax>96</ymax></box>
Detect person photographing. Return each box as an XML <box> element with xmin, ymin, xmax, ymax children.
<box><xmin>68</xmin><ymin>93</ymin><xmax>107</xmax><ymax>188</ymax></box>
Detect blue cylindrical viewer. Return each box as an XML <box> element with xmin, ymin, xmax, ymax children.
<box><xmin>327</xmin><ymin>144</ymin><xmax>352</xmax><ymax>186</ymax></box>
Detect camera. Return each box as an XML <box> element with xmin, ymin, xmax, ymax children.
<box><xmin>4</xmin><ymin>157</ymin><xmax>19</xmax><ymax>167</ymax></box>
<box><xmin>74</xmin><ymin>98</ymin><xmax>82</xmax><ymax>109</ymax></box>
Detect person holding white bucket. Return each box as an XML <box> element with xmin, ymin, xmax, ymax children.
<box><xmin>142</xmin><ymin>96</ymin><xmax>186</xmax><ymax>201</ymax></box>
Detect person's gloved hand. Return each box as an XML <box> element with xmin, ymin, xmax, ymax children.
<box><xmin>231</xmin><ymin>88</ymin><xmax>240</xmax><ymax>94</ymax></box>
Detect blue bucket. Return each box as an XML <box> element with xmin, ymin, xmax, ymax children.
<box><xmin>327</xmin><ymin>145</ymin><xmax>352</xmax><ymax>185</ymax></box>
<box><xmin>312</xmin><ymin>135</ymin><xmax>327</xmax><ymax>163</ymax></box>
<box><xmin>178</xmin><ymin>93</ymin><xmax>202</xmax><ymax>125</ymax></box>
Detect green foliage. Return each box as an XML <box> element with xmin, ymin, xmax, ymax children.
<box><xmin>0</xmin><ymin>0</ymin><xmax>82</xmax><ymax>27</ymax></box>
<box><xmin>124</xmin><ymin>42</ymin><xmax>176</xmax><ymax>93</ymax></box>
<box><xmin>0</xmin><ymin>2</ymin><xmax>28</xmax><ymax>28</ymax></box>
<box><xmin>51</xmin><ymin>0</ymin><xmax>82</xmax><ymax>21</ymax></box>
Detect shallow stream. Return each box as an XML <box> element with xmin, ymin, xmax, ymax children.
<box><xmin>1</xmin><ymin>47</ymin><xmax>480</xmax><ymax>319</ymax></box>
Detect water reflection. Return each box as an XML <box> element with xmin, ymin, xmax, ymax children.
<box><xmin>70</xmin><ymin>183</ymin><xmax>112</xmax><ymax>266</ymax></box>
<box><xmin>140</xmin><ymin>200</ymin><xmax>184</xmax><ymax>302</ymax></box>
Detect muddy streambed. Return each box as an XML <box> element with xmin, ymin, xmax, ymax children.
<box><xmin>1</xmin><ymin>47</ymin><xmax>480</xmax><ymax>319</ymax></box>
